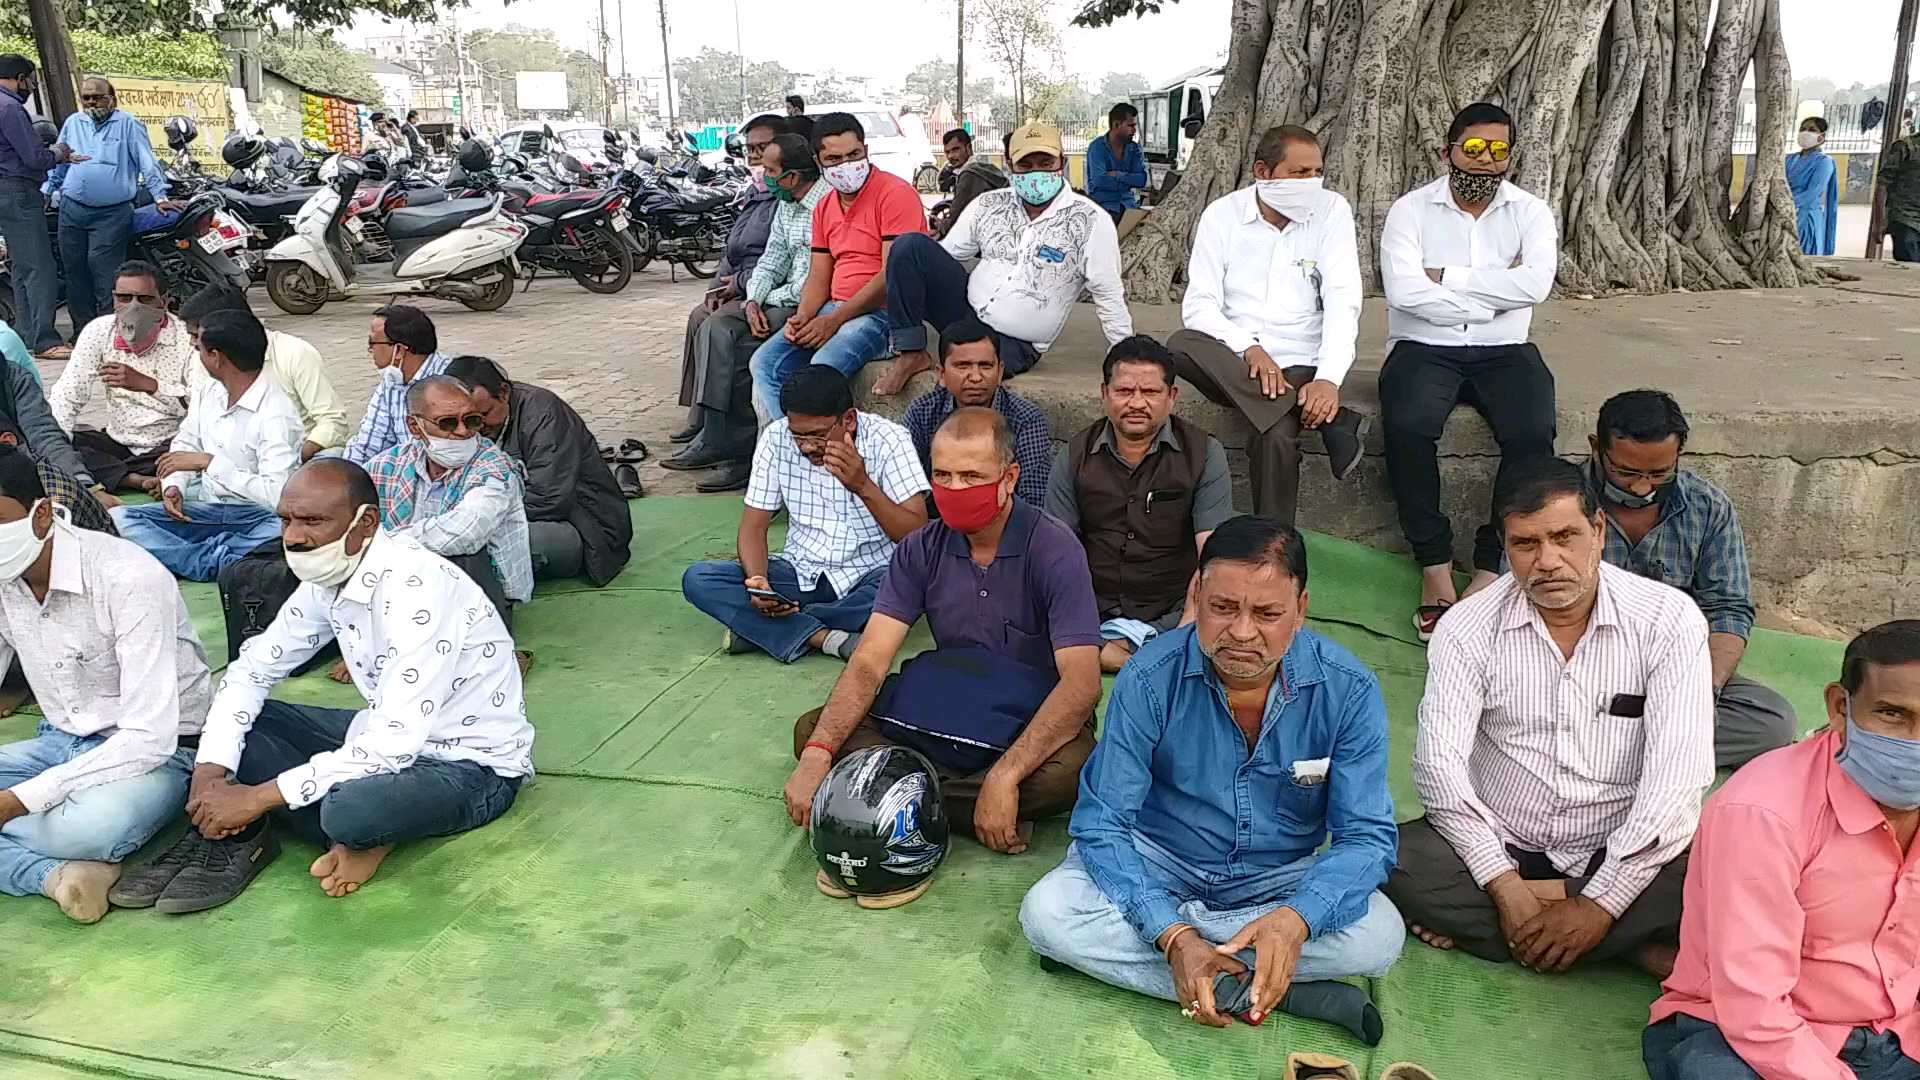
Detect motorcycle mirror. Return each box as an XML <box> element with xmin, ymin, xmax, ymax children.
<box><xmin>543</xmin><ymin>123</ymin><xmax>556</xmax><ymax>139</ymax></box>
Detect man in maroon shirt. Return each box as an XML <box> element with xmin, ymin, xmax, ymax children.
<box><xmin>783</xmin><ymin>407</ymin><xmax>1102</xmax><ymax>866</ymax></box>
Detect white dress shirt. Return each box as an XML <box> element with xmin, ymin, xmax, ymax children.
<box><xmin>743</xmin><ymin>412</ymin><xmax>929</xmax><ymax>596</ymax></box>
<box><xmin>4</xmin><ymin>522</ymin><xmax>211</xmax><ymax>813</ymax></box>
<box><xmin>197</xmin><ymin>531</ymin><xmax>535</xmax><ymax>809</ymax></box>
<box><xmin>1181</xmin><ymin>185</ymin><xmax>1364</xmax><ymax>385</ymax></box>
<box><xmin>942</xmin><ymin>188</ymin><xmax>1132</xmax><ymax>352</ymax></box>
<box><xmin>162</xmin><ymin>373</ymin><xmax>304</xmax><ymax>510</ymax></box>
<box><xmin>1411</xmin><ymin>562</ymin><xmax>1713</xmax><ymax>917</ymax></box>
<box><xmin>1379</xmin><ymin>176</ymin><xmax>1559</xmax><ymax>347</ymax></box>
<box><xmin>47</xmin><ymin>314</ymin><xmax>203</xmax><ymax>454</ymax></box>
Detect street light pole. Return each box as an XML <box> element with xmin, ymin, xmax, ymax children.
<box><xmin>598</xmin><ymin>0</ymin><xmax>612</xmax><ymax>126</ymax></box>
<box><xmin>955</xmin><ymin>0</ymin><xmax>965</xmax><ymax>120</ymax></box>
<box><xmin>658</xmin><ymin>0</ymin><xmax>676</xmax><ymax>131</ymax></box>
<box><xmin>618</xmin><ymin>0</ymin><xmax>630</xmax><ymax>125</ymax></box>
<box><xmin>734</xmin><ymin>0</ymin><xmax>745</xmax><ymax>119</ymax></box>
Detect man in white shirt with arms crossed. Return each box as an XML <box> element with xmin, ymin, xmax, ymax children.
<box><xmin>1383</xmin><ymin>457</ymin><xmax>1712</xmax><ymax>980</ymax></box>
<box><xmin>1169</xmin><ymin>125</ymin><xmax>1369</xmax><ymax>525</ymax></box>
<box><xmin>0</xmin><ymin>445</ymin><xmax>210</xmax><ymax>922</ymax></box>
<box><xmin>1378</xmin><ymin>102</ymin><xmax>1559</xmax><ymax>642</ymax></box>
<box><xmin>109</xmin><ymin>458</ymin><xmax>535</xmax><ymax>913</ymax></box>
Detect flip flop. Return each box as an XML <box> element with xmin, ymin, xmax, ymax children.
<box><xmin>619</xmin><ymin>438</ymin><xmax>650</xmax><ymax>462</ymax></box>
<box><xmin>616</xmin><ymin>464</ymin><xmax>645</xmax><ymax>499</ymax></box>
<box><xmin>1414</xmin><ymin>601</ymin><xmax>1453</xmax><ymax>644</ymax></box>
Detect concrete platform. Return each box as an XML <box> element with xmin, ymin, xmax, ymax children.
<box><xmin>857</xmin><ymin>259</ymin><xmax>1920</xmax><ymax>636</ymax></box>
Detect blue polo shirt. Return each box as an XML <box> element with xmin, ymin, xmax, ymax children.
<box><xmin>46</xmin><ymin>109</ymin><xmax>167</xmax><ymax>207</ymax></box>
<box><xmin>870</xmin><ymin>500</ymin><xmax>1102</xmax><ymax>675</ymax></box>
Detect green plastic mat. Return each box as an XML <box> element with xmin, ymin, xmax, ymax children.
<box><xmin>0</xmin><ymin>498</ymin><xmax>1845</xmax><ymax>1079</ymax></box>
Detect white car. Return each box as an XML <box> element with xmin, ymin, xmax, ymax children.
<box><xmin>498</xmin><ymin>123</ymin><xmax>618</xmax><ymax>167</ymax></box>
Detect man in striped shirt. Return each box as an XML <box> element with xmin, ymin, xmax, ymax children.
<box><xmin>1385</xmin><ymin>457</ymin><xmax>1714</xmax><ymax>978</ymax></box>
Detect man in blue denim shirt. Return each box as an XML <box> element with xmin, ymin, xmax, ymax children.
<box><xmin>45</xmin><ymin>78</ymin><xmax>173</xmax><ymax>332</ymax></box>
<box><xmin>1085</xmin><ymin>103</ymin><xmax>1148</xmax><ymax>223</ymax></box>
<box><xmin>1021</xmin><ymin>515</ymin><xmax>1403</xmax><ymax>1036</ymax></box>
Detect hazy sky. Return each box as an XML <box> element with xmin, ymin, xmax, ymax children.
<box><xmin>343</xmin><ymin>0</ymin><xmax>1904</xmax><ymax>100</ymax></box>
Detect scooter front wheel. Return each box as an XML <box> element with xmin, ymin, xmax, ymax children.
<box><xmin>459</xmin><ymin>261</ymin><xmax>516</xmax><ymax>311</ymax></box>
<box><xmin>265</xmin><ymin>262</ymin><xmax>327</xmax><ymax>315</ymax></box>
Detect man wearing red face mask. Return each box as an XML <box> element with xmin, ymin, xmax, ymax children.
<box><xmin>783</xmin><ymin>408</ymin><xmax>1103</xmax><ymax>873</ymax></box>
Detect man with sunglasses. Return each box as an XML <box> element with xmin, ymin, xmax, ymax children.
<box><xmin>344</xmin><ymin>305</ymin><xmax>449</xmax><ymax>466</ymax></box>
<box><xmin>1378</xmin><ymin>101</ymin><xmax>1559</xmax><ymax>644</ymax></box>
<box><xmin>671</xmin><ymin>114</ymin><xmax>785</xmax><ymax>457</ymax></box>
<box><xmin>682</xmin><ymin>365</ymin><xmax>928</xmax><ymax>664</ymax></box>
<box><xmin>666</xmin><ymin>125</ymin><xmax>814</xmax><ymax>493</ymax></box>
<box><xmin>1590</xmin><ymin>390</ymin><xmax>1793</xmax><ymax>769</ymax></box>
<box><xmin>364</xmin><ymin>375</ymin><xmax>531</xmax><ymax>633</ymax></box>
<box><xmin>45</xmin><ymin>78</ymin><xmax>177</xmax><ymax>332</ymax></box>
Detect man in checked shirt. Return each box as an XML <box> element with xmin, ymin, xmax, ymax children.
<box><xmin>1385</xmin><ymin>457</ymin><xmax>1714</xmax><ymax>978</ymax></box>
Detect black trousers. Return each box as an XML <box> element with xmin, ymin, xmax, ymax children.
<box><xmin>1382</xmin><ymin>816</ymin><xmax>1686</xmax><ymax>966</ymax></box>
<box><xmin>447</xmin><ymin>551</ymin><xmax>514</xmax><ymax>632</ymax></box>
<box><xmin>1378</xmin><ymin>340</ymin><xmax>1555</xmax><ymax>571</ymax></box>
<box><xmin>72</xmin><ymin>428</ymin><xmax>164</xmax><ymax>494</ymax></box>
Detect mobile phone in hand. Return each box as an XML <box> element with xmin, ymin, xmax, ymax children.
<box><xmin>746</xmin><ymin>586</ymin><xmax>794</xmax><ymax>605</ymax></box>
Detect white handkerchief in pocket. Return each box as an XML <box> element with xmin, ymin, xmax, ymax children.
<box><xmin>1291</xmin><ymin>756</ymin><xmax>1331</xmax><ymax>786</ymax></box>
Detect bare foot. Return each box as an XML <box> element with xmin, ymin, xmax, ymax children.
<box><xmin>1098</xmin><ymin>640</ymin><xmax>1134</xmax><ymax>674</ymax></box>
<box><xmin>1419</xmin><ymin>564</ymin><xmax>1458</xmax><ymax>609</ymax></box>
<box><xmin>515</xmin><ymin>650</ymin><xmax>533</xmax><ymax>678</ymax></box>
<box><xmin>1408</xmin><ymin>923</ymin><xmax>1456</xmax><ymax>950</ymax></box>
<box><xmin>327</xmin><ymin>658</ymin><xmax>352</xmax><ymax>684</ymax></box>
<box><xmin>871</xmin><ymin>349</ymin><xmax>933</xmax><ymax>395</ymax></box>
<box><xmin>309</xmin><ymin>843</ymin><xmax>393</xmax><ymax>897</ymax></box>
<box><xmin>1460</xmin><ymin>569</ymin><xmax>1500</xmax><ymax>600</ymax></box>
<box><xmin>1633</xmin><ymin>942</ymin><xmax>1679</xmax><ymax>980</ymax></box>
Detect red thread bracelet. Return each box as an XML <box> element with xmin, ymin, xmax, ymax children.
<box><xmin>803</xmin><ymin>740</ymin><xmax>834</xmax><ymax>757</ymax></box>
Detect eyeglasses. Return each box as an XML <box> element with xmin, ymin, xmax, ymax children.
<box><xmin>368</xmin><ymin>337</ymin><xmax>394</xmax><ymax>350</ymax></box>
<box><xmin>1452</xmin><ymin>138</ymin><xmax>1511</xmax><ymax>162</ymax></box>
<box><xmin>412</xmin><ymin>412</ymin><xmax>486</xmax><ymax>435</ymax></box>
<box><xmin>789</xmin><ymin>420</ymin><xmax>842</xmax><ymax>451</ymax></box>
<box><xmin>1600</xmin><ymin>450</ymin><xmax>1678</xmax><ymax>485</ymax></box>
<box><xmin>112</xmin><ymin>291</ymin><xmax>158</xmax><ymax>304</ymax></box>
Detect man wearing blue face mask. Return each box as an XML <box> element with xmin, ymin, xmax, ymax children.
<box><xmin>1646</xmin><ymin>620</ymin><xmax>1920</xmax><ymax>1080</ymax></box>
<box><xmin>362</xmin><ymin>375</ymin><xmax>531</xmax><ymax>641</ymax></box>
<box><xmin>1170</xmin><ymin>125</ymin><xmax>1371</xmax><ymax>526</ymax></box>
<box><xmin>882</xmin><ymin>120</ymin><xmax>1131</xmax><ymax>392</ymax></box>
<box><xmin>1590</xmin><ymin>390</ymin><xmax>1794</xmax><ymax>770</ymax></box>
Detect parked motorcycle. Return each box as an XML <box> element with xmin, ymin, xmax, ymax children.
<box><xmin>264</xmin><ymin>155</ymin><xmax>525</xmax><ymax>315</ymax></box>
<box><xmin>451</xmin><ymin>141</ymin><xmax>634</xmax><ymax>294</ymax></box>
<box><xmin>613</xmin><ymin>167</ymin><xmax>740</xmax><ymax>279</ymax></box>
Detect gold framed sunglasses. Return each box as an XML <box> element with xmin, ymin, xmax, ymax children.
<box><xmin>1453</xmin><ymin>138</ymin><xmax>1512</xmax><ymax>161</ymax></box>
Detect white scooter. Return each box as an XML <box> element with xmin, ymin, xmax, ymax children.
<box><xmin>263</xmin><ymin>154</ymin><xmax>526</xmax><ymax>315</ymax></box>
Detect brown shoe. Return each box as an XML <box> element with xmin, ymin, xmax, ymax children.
<box><xmin>1379</xmin><ymin>1066</ymin><xmax>1437</xmax><ymax>1080</ymax></box>
<box><xmin>1284</xmin><ymin>1055</ymin><xmax>1358</xmax><ymax>1080</ymax></box>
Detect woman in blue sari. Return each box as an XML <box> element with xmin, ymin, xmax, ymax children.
<box><xmin>1788</xmin><ymin>117</ymin><xmax>1838</xmax><ymax>256</ymax></box>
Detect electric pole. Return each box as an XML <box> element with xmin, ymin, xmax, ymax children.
<box><xmin>955</xmin><ymin>0</ymin><xmax>965</xmax><ymax>121</ymax></box>
<box><xmin>733</xmin><ymin>0</ymin><xmax>745</xmax><ymax>119</ymax></box>
<box><xmin>23</xmin><ymin>0</ymin><xmax>78</xmax><ymax>121</ymax></box>
<box><xmin>657</xmin><ymin>0</ymin><xmax>676</xmax><ymax>132</ymax></box>
<box><xmin>598</xmin><ymin>0</ymin><xmax>612</xmax><ymax>127</ymax></box>
<box><xmin>618</xmin><ymin>0</ymin><xmax>630</xmax><ymax>126</ymax></box>
<box><xmin>1870</xmin><ymin>0</ymin><xmax>1920</xmax><ymax>258</ymax></box>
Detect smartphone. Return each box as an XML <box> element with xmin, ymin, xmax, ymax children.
<box><xmin>746</xmin><ymin>586</ymin><xmax>795</xmax><ymax>605</ymax></box>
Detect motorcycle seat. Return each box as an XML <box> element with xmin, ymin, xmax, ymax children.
<box><xmin>223</xmin><ymin>188</ymin><xmax>318</xmax><ymax>219</ymax></box>
<box><xmin>400</xmin><ymin>186</ymin><xmax>449</xmax><ymax>207</ymax></box>
<box><xmin>525</xmin><ymin>191</ymin><xmax>603</xmax><ymax>215</ymax></box>
<box><xmin>645</xmin><ymin>187</ymin><xmax>728</xmax><ymax>213</ymax></box>
<box><xmin>384</xmin><ymin>198</ymin><xmax>496</xmax><ymax>240</ymax></box>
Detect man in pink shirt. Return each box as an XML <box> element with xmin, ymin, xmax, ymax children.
<box><xmin>1646</xmin><ymin>619</ymin><xmax>1920</xmax><ymax>1080</ymax></box>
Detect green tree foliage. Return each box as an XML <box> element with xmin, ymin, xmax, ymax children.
<box><xmin>0</xmin><ymin>29</ymin><xmax>226</xmax><ymax>79</ymax></box>
<box><xmin>6</xmin><ymin>0</ymin><xmax>453</xmax><ymax>36</ymax></box>
<box><xmin>1096</xmin><ymin>71</ymin><xmax>1149</xmax><ymax>100</ymax></box>
<box><xmin>258</xmin><ymin>31</ymin><xmax>382</xmax><ymax>102</ymax></box>
<box><xmin>674</xmin><ymin>48</ymin><xmax>796</xmax><ymax>125</ymax></box>
<box><xmin>454</xmin><ymin>27</ymin><xmax>604</xmax><ymax>119</ymax></box>
<box><xmin>902</xmin><ymin>57</ymin><xmax>994</xmax><ymax>114</ymax></box>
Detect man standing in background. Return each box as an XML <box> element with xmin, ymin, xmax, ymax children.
<box><xmin>0</xmin><ymin>55</ymin><xmax>81</xmax><ymax>360</ymax></box>
<box><xmin>46</xmin><ymin>78</ymin><xmax>173</xmax><ymax>332</ymax></box>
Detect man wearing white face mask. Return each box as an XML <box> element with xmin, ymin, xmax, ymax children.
<box><xmin>108</xmin><ymin>459</ymin><xmax>533</xmax><ymax>912</ymax></box>
<box><xmin>363</xmin><ymin>375</ymin><xmax>531</xmax><ymax>633</ymax></box>
<box><xmin>0</xmin><ymin>444</ymin><xmax>211</xmax><ymax>923</ymax></box>
<box><xmin>883</xmin><ymin>121</ymin><xmax>1130</xmax><ymax>391</ymax></box>
<box><xmin>1169</xmin><ymin>126</ymin><xmax>1368</xmax><ymax>527</ymax></box>
<box><xmin>110</xmin><ymin>308</ymin><xmax>303</xmax><ymax>581</ymax></box>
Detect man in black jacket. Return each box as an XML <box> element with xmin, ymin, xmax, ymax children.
<box><xmin>672</xmin><ymin>113</ymin><xmax>785</xmax><ymax>444</ymax></box>
<box><xmin>447</xmin><ymin>356</ymin><xmax>632</xmax><ymax>586</ymax></box>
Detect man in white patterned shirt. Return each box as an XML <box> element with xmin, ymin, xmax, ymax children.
<box><xmin>0</xmin><ymin>445</ymin><xmax>210</xmax><ymax>923</ymax></box>
<box><xmin>110</xmin><ymin>309</ymin><xmax>303</xmax><ymax>581</ymax></box>
<box><xmin>1385</xmin><ymin>457</ymin><xmax>1713</xmax><ymax>979</ymax></box>
<box><xmin>682</xmin><ymin>365</ymin><xmax>928</xmax><ymax>663</ymax></box>
<box><xmin>111</xmin><ymin>459</ymin><xmax>535</xmax><ymax>913</ymax></box>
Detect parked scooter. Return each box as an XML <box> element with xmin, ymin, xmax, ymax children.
<box><xmin>264</xmin><ymin>155</ymin><xmax>525</xmax><ymax>315</ymax></box>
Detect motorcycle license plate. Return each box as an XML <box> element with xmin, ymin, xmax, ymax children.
<box><xmin>610</xmin><ymin>211</ymin><xmax>630</xmax><ymax>232</ymax></box>
<box><xmin>196</xmin><ymin>232</ymin><xmax>223</xmax><ymax>254</ymax></box>
<box><xmin>212</xmin><ymin>211</ymin><xmax>248</xmax><ymax>251</ymax></box>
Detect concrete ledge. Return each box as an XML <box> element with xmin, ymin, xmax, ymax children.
<box><xmin>857</xmin><ymin>259</ymin><xmax>1920</xmax><ymax>636</ymax></box>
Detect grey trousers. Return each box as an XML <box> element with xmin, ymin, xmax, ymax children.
<box><xmin>1715</xmin><ymin>673</ymin><xmax>1797</xmax><ymax>771</ymax></box>
<box><xmin>677</xmin><ymin>300</ymin><xmax>725</xmax><ymax>408</ymax></box>
<box><xmin>1166</xmin><ymin>329</ymin><xmax>1316</xmax><ymax>526</ymax></box>
<box><xmin>528</xmin><ymin>520</ymin><xmax>585</xmax><ymax>580</ymax></box>
<box><xmin>1381</xmin><ymin>816</ymin><xmax>1687</xmax><ymax>967</ymax></box>
<box><xmin>687</xmin><ymin>305</ymin><xmax>794</xmax><ymax>457</ymax></box>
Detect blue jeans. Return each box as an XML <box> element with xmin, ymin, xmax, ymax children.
<box><xmin>232</xmin><ymin>700</ymin><xmax>522</xmax><ymax>851</ymax></box>
<box><xmin>747</xmin><ymin>301</ymin><xmax>895</xmax><ymax>423</ymax></box>
<box><xmin>882</xmin><ymin>232</ymin><xmax>1038</xmax><ymax>374</ymax></box>
<box><xmin>0</xmin><ymin>724</ymin><xmax>194</xmax><ymax>896</ymax></box>
<box><xmin>680</xmin><ymin>555</ymin><xmax>884</xmax><ymax>663</ymax></box>
<box><xmin>1019</xmin><ymin>838</ymin><xmax>1406</xmax><ymax>1002</ymax></box>
<box><xmin>111</xmin><ymin>500</ymin><xmax>281</xmax><ymax>582</ymax></box>
<box><xmin>0</xmin><ymin>180</ymin><xmax>60</xmax><ymax>351</ymax></box>
<box><xmin>57</xmin><ymin>199</ymin><xmax>133</xmax><ymax>331</ymax></box>
<box><xmin>1644</xmin><ymin>1014</ymin><xmax>1920</xmax><ymax>1080</ymax></box>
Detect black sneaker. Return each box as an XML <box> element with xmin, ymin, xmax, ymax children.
<box><xmin>108</xmin><ymin>829</ymin><xmax>209</xmax><ymax>909</ymax></box>
<box><xmin>1321</xmin><ymin>408</ymin><xmax>1372</xmax><ymax>483</ymax></box>
<box><xmin>153</xmin><ymin>825</ymin><xmax>281</xmax><ymax>914</ymax></box>
<box><xmin>695</xmin><ymin>460</ymin><xmax>751</xmax><ymax>494</ymax></box>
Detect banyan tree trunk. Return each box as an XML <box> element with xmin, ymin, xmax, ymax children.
<box><xmin>1114</xmin><ymin>0</ymin><xmax>1830</xmax><ymax>302</ymax></box>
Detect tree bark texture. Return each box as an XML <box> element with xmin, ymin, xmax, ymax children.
<box><xmin>1116</xmin><ymin>0</ymin><xmax>1829</xmax><ymax>301</ymax></box>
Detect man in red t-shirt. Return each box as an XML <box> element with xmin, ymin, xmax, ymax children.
<box><xmin>748</xmin><ymin>112</ymin><xmax>928</xmax><ymax>424</ymax></box>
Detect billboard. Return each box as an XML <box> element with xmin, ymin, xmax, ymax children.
<box><xmin>111</xmin><ymin>76</ymin><xmax>232</xmax><ymax>166</ymax></box>
<box><xmin>516</xmin><ymin>71</ymin><xmax>569</xmax><ymax>113</ymax></box>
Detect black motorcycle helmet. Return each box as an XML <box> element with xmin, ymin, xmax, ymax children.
<box><xmin>163</xmin><ymin>115</ymin><xmax>198</xmax><ymax>152</ymax></box>
<box><xmin>222</xmin><ymin>132</ymin><xmax>265</xmax><ymax>169</ymax></box>
<box><xmin>724</xmin><ymin>131</ymin><xmax>745</xmax><ymax>159</ymax></box>
<box><xmin>31</xmin><ymin>119</ymin><xmax>55</xmax><ymax>147</ymax></box>
<box><xmin>809</xmin><ymin>746</ymin><xmax>949</xmax><ymax>897</ymax></box>
<box><xmin>457</xmin><ymin>139</ymin><xmax>493</xmax><ymax>173</ymax></box>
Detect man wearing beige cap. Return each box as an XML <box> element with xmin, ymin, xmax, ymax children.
<box><xmin>879</xmin><ymin>120</ymin><xmax>1131</xmax><ymax>392</ymax></box>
